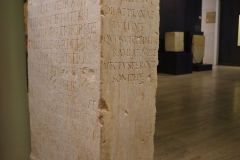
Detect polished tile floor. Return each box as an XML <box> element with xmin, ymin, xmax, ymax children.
<box><xmin>154</xmin><ymin>66</ymin><xmax>240</xmax><ymax>160</ymax></box>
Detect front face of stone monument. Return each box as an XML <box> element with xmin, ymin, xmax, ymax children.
<box><xmin>165</xmin><ymin>32</ymin><xmax>184</xmax><ymax>52</ymax></box>
<box><xmin>100</xmin><ymin>0</ymin><xmax>159</xmax><ymax>159</ymax></box>
<box><xmin>28</xmin><ymin>0</ymin><xmax>159</xmax><ymax>159</ymax></box>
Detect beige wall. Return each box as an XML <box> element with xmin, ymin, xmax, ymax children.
<box><xmin>201</xmin><ymin>0</ymin><xmax>220</xmax><ymax>65</ymax></box>
<box><xmin>0</xmin><ymin>1</ymin><xmax>30</xmax><ymax>160</ymax></box>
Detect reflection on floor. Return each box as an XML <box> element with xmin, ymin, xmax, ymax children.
<box><xmin>154</xmin><ymin>66</ymin><xmax>240</xmax><ymax>160</ymax></box>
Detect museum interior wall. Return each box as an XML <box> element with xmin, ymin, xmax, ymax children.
<box><xmin>201</xmin><ymin>0</ymin><xmax>219</xmax><ymax>65</ymax></box>
<box><xmin>219</xmin><ymin>0</ymin><xmax>240</xmax><ymax>66</ymax></box>
<box><xmin>158</xmin><ymin>0</ymin><xmax>214</xmax><ymax>75</ymax></box>
<box><xmin>159</xmin><ymin>0</ymin><xmax>202</xmax><ymax>52</ymax></box>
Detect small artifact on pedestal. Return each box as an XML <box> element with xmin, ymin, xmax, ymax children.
<box><xmin>158</xmin><ymin>32</ymin><xmax>192</xmax><ymax>75</ymax></box>
<box><xmin>165</xmin><ymin>32</ymin><xmax>184</xmax><ymax>52</ymax></box>
<box><xmin>192</xmin><ymin>35</ymin><xmax>212</xmax><ymax>71</ymax></box>
<box><xmin>192</xmin><ymin>35</ymin><xmax>205</xmax><ymax>64</ymax></box>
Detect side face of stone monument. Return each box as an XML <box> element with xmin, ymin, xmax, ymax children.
<box><xmin>192</xmin><ymin>35</ymin><xmax>205</xmax><ymax>63</ymax></box>
<box><xmin>28</xmin><ymin>0</ymin><xmax>159</xmax><ymax>159</ymax></box>
<box><xmin>28</xmin><ymin>0</ymin><xmax>101</xmax><ymax>159</ymax></box>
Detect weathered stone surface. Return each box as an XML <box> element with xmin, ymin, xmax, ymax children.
<box><xmin>192</xmin><ymin>35</ymin><xmax>205</xmax><ymax>64</ymax></box>
<box><xmin>28</xmin><ymin>1</ymin><xmax>101</xmax><ymax>159</ymax></box>
<box><xmin>165</xmin><ymin>32</ymin><xmax>184</xmax><ymax>52</ymax></box>
<box><xmin>100</xmin><ymin>1</ymin><xmax>159</xmax><ymax>159</ymax></box>
<box><xmin>28</xmin><ymin>0</ymin><xmax>159</xmax><ymax>159</ymax></box>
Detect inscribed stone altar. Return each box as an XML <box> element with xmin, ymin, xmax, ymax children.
<box><xmin>28</xmin><ymin>0</ymin><xmax>159</xmax><ymax>159</ymax></box>
<box><xmin>165</xmin><ymin>32</ymin><xmax>184</xmax><ymax>52</ymax></box>
<box><xmin>192</xmin><ymin>35</ymin><xmax>205</xmax><ymax>64</ymax></box>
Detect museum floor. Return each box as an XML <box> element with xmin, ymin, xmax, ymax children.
<box><xmin>154</xmin><ymin>66</ymin><xmax>240</xmax><ymax>160</ymax></box>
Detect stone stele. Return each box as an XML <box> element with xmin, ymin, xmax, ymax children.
<box><xmin>165</xmin><ymin>32</ymin><xmax>184</xmax><ymax>52</ymax></box>
<box><xmin>28</xmin><ymin>0</ymin><xmax>159</xmax><ymax>160</ymax></box>
<box><xmin>192</xmin><ymin>35</ymin><xmax>205</xmax><ymax>64</ymax></box>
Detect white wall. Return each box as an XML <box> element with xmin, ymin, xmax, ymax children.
<box><xmin>201</xmin><ymin>0</ymin><xmax>220</xmax><ymax>65</ymax></box>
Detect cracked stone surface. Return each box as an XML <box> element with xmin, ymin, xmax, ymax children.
<box><xmin>28</xmin><ymin>0</ymin><xmax>159</xmax><ymax>159</ymax></box>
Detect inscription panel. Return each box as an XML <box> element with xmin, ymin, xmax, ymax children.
<box><xmin>28</xmin><ymin>0</ymin><xmax>101</xmax><ymax>159</ymax></box>
<box><xmin>100</xmin><ymin>0</ymin><xmax>159</xmax><ymax>159</ymax></box>
<box><xmin>28</xmin><ymin>0</ymin><xmax>159</xmax><ymax>159</ymax></box>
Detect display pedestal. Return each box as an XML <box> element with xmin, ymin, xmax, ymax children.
<box><xmin>193</xmin><ymin>64</ymin><xmax>212</xmax><ymax>71</ymax></box>
<box><xmin>158</xmin><ymin>52</ymin><xmax>193</xmax><ymax>75</ymax></box>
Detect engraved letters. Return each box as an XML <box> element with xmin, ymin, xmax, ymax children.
<box><xmin>28</xmin><ymin>0</ymin><xmax>158</xmax><ymax>159</ymax></box>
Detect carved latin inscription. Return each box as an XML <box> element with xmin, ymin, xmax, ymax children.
<box><xmin>100</xmin><ymin>0</ymin><xmax>159</xmax><ymax>159</ymax></box>
<box><xmin>28</xmin><ymin>0</ymin><xmax>159</xmax><ymax>159</ymax></box>
<box><xmin>28</xmin><ymin>0</ymin><xmax>101</xmax><ymax>159</ymax></box>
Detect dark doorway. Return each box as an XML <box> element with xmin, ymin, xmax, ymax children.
<box><xmin>218</xmin><ymin>0</ymin><xmax>240</xmax><ymax>66</ymax></box>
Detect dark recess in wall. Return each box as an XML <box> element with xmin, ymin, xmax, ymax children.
<box><xmin>219</xmin><ymin>0</ymin><xmax>240</xmax><ymax>66</ymax></box>
<box><xmin>159</xmin><ymin>0</ymin><xmax>202</xmax><ymax>52</ymax></box>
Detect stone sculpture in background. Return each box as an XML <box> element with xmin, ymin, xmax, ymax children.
<box><xmin>192</xmin><ymin>35</ymin><xmax>205</xmax><ymax>64</ymax></box>
<box><xmin>191</xmin><ymin>34</ymin><xmax>212</xmax><ymax>71</ymax></box>
<box><xmin>165</xmin><ymin>32</ymin><xmax>184</xmax><ymax>52</ymax></box>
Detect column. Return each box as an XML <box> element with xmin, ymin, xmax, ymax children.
<box><xmin>28</xmin><ymin>0</ymin><xmax>159</xmax><ymax>159</ymax></box>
